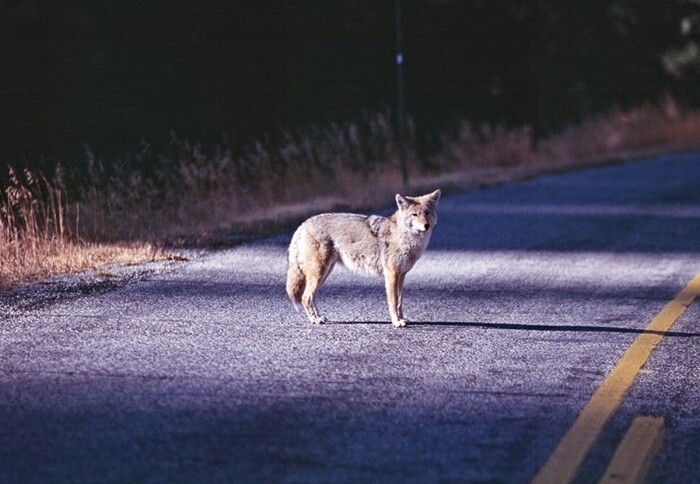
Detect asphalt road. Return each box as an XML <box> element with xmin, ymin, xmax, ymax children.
<box><xmin>2</xmin><ymin>153</ymin><xmax>700</xmax><ymax>483</ymax></box>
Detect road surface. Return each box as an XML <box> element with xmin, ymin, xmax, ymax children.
<box><xmin>2</xmin><ymin>152</ymin><xmax>699</xmax><ymax>482</ymax></box>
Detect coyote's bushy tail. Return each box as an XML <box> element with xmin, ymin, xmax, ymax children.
<box><xmin>286</xmin><ymin>235</ymin><xmax>305</xmax><ymax>305</ymax></box>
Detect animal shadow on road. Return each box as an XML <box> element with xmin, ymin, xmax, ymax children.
<box><xmin>333</xmin><ymin>320</ymin><xmax>700</xmax><ymax>338</ymax></box>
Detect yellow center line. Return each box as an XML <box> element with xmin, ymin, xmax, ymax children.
<box><xmin>599</xmin><ymin>416</ymin><xmax>665</xmax><ymax>484</ymax></box>
<box><xmin>532</xmin><ymin>273</ymin><xmax>700</xmax><ymax>484</ymax></box>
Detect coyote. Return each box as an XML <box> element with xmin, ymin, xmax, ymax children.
<box><xmin>286</xmin><ymin>189</ymin><xmax>440</xmax><ymax>327</ymax></box>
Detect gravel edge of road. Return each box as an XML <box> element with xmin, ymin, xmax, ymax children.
<box><xmin>0</xmin><ymin>254</ymin><xmax>200</xmax><ymax>317</ymax></box>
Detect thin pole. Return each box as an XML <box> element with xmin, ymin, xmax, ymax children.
<box><xmin>395</xmin><ymin>0</ymin><xmax>409</xmax><ymax>187</ymax></box>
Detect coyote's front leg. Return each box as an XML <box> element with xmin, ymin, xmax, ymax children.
<box><xmin>384</xmin><ymin>269</ymin><xmax>407</xmax><ymax>327</ymax></box>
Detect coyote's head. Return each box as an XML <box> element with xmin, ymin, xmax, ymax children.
<box><xmin>395</xmin><ymin>189</ymin><xmax>441</xmax><ymax>233</ymax></box>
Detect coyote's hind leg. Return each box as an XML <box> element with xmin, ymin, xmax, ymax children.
<box><xmin>300</xmin><ymin>239</ymin><xmax>337</xmax><ymax>324</ymax></box>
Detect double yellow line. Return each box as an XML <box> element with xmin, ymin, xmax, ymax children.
<box><xmin>533</xmin><ymin>274</ymin><xmax>700</xmax><ymax>483</ymax></box>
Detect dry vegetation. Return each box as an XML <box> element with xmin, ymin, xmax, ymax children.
<box><xmin>0</xmin><ymin>167</ymin><xmax>168</xmax><ymax>289</ymax></box>
<box><xmin>2</xmin><ymin>97</ymin><xmax>700</xmax><ymax>288</ymax></box>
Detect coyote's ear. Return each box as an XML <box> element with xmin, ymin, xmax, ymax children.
<box><xmin>428</xmin><ymin>189</ymin><xmax>441</xmax><ymax>203</ymax></box>
<box><xmin>395</xmin><ymin>193</ymin><xmax>412</xmax><ymax>210</ymax></box>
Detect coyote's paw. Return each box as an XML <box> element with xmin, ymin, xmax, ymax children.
<box><xmin>392</xmin><ymin>318</ymin><xmax>408</xmax><ymax>328</ymax></box>
<box><xmin>310</xmin><ymin>315</ymin><xmax>328</xmax><ymax>324</ymax></box>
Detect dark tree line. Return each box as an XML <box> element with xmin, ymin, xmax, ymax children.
<box><xmin>2</xmin><ymin>0</ymin><xmax>700</xmax><ymax>162</ymax></box>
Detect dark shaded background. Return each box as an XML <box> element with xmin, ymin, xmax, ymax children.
<box><xmin>2</xmin><ymin>0</ymin><xmax>700</xmax><ymax>163</ymax></box>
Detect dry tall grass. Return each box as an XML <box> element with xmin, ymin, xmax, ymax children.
<box><xmin>0</xmin><ymin>166</ymin><xmax>166</xmax><ymax>289</ymax></box>
<box><xmin>75</xmin><ymin>112</ymin><xmax>410</xmax><ymax>242</ymax></box>
<box><xmin>75</xmin><ymin>100</ymin><xmax>700</xmax><ymax>244</ymax></box>
<box><xmin>2</xmin><ymin>98</ymin><xmax>700</xmax><ymax>288</ymax></box>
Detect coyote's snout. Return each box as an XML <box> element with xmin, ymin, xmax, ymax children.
<box><xmin>286</xmin><ymin>189</ymin><xmax>441</xmax><ymax>327</ymax></box>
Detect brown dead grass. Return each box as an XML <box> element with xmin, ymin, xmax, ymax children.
<box><xmin>271</xmin><ymin>102</ymin><xmax>700</xmax><ymax>225</ymax></box>
<box><xmin>74</xmin><ymin>101</ymin><xmax>700</xmax><ymax>243</ymax></box>
<box><xmin>0</xmin><ymin>167</ymin><xmax>171</xmax><ymax>289</ymax></box>
<box><xmin>0</xmin><ymin>240</ymin><xmax>169</xmax><ymax>289</ymax></box>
